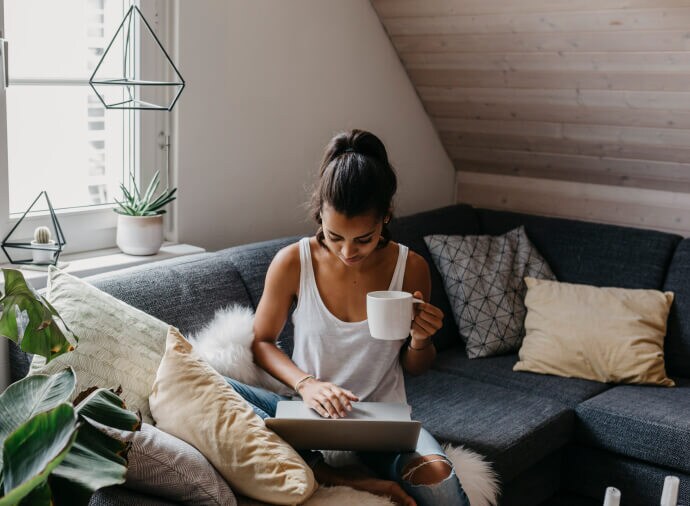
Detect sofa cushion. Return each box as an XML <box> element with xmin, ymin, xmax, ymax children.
<box><xmin>561</xmin><ymin>445</ymin><xmax>690</xmax><ymax>506</ymax></box>
<box><xmin>108</xmin><ymin>423</ymin><xmax>237</xmax><ymax>506</ymax></box>
<box><xmin>217</xmin><ymin>237</ymin><xmax>300</xmax><ymax>355</ymax></box>
<box><xmin>499</xmin><ymin>450</ymin><xmax>564</xmax><ymax>506</ymax></box>
<box><xmin>424</xmin><ymin>226</ymin><xmax>555</xmax><ymax>358</ymax></box>
<box><xmin>576</xmin><ymin>379</ymin><xmax>690</xmax><ymax>474</ymax></box>
<box><xmin>516</xmin><ymin>277</ymin><xmax>675</xmax><ymax>387</ymax></box>
<box><xmin>150</xmin><ymin>327</ymin><xmax>317</xmax><ymax>505</ymax></box>
<box><xmin>89</xmin><ymin>486</ymin><xmax>178</xmax><ymax>506</ymax></box>
<box><xmin>662</xmin><ymin>238</ymin><xmax>690</xmax><ymax>377</ymax></box>
<box><xmin>405</xmin><ymin>369</ymin><xmax>573</xmax><ymax>482</ymax></box>
<box><xmin>477</xmin><ymin>209</ymin><xmax>681</xmax><ymax>289</ymax></box>
<box><xmin>89</xmin><ymin>253</ymin><xmax>252</xmax><ymax>337</ymax></box>
<box><xmin>389</xmin><ymin>204</ymin><xmax>481</xmax><ymax>351</ymax></box>
<box><xmin>30</xmin><ymin>267</ymin><xmax>170</xmax><ymax>424</ymax></box>
<box><xmin>434</xmin><ymin>349</ymin><xmax>611</xmax><ymax>407</ymax></box>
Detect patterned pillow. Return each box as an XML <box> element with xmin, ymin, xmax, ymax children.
<box><xmin>108</xmin><ymin>424</ymin><xmax>237</xmax><ymax>506</ymax></box>
<box><xmin>424</xmin><ymin>227</ymin><xmax>555</xmax><ymax>358</ymax></box>
<box><xmin>29</xmin><ymin>267</ymin><xmax>169</xmax><ymax>423</ymax></box>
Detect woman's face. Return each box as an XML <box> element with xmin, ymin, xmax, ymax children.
<box><xmin>320</xmin><ymin>204</ymin><xmax>385</xmax><ymax>267</ymax></box>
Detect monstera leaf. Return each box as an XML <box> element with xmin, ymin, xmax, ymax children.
<box><xmin>0</xmin><ymin>369</ymin><xmax>140</xmax><ymax>505</ymax></box>
<box><xmin>0</xmin><ymin>269</ymin><xmax>77</xmax><ymax>362</ymax></box>
<box><xmin>0</xmin><ymin>403</ymin><xmax>78</xmax><ymax>506</ymax></box>
<box><xmin>0</xmin><ymin>368</ymin><xmax>76</xmax><ymax>466</ymax></box>
<box><xmin>49</xmin><ymin>388</ymin><xmax>140</xmax><ymax>504</ymax></box>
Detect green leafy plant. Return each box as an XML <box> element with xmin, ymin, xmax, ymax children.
<box><xmin>114</xmin><ymin>170</ymin><xmax>177</xmax><ymax>216</ymax></box>
<box><xmin>0</xmin><ymin>368</ymin><xmax>140</xmax><ymax>505</ymax></box>
<box><xmin>0</xmin><ymin>269</ymin><xmax>140</xmax><ymax>505</ymax></box>
<box><xmin>0</xmin><ymin>269</ymin><xmax>76</xmax><ymax>363</ymax></box>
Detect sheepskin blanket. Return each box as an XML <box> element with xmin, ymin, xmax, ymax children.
<box><xmin>190</xmin><ymin>305</ymin><xmax>500</xmax><ymax>506</ymax></box>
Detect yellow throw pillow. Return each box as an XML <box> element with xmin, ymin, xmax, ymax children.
<box><xmin>514</xmin><ymin>277</ymin><xmax>675</xmax><ymax>386</ymax></box>
<box><xmin>149</xmin><ymin>327</ymin><xmax>317</xmax><ymax>505</ymax></box>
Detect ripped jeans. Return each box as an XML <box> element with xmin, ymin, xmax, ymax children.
<box><xmin>225</xmin><ymin>377</ymin><xmax>470</xmax><ymax>506</ymax></box>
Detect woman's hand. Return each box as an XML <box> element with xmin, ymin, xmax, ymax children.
<box><xmin>298</xmin><ymin>379</ymin><xmax>359</xmax><ymax>418</ymax></box>
<box><xmin>410</xmin><ymin>290</ymin><xmax>443</xmax><ymax>346</ymax></box>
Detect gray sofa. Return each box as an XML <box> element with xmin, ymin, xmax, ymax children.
<box><xmin>7</xmin><ymin>203</ymin><xmax>690</xmax><ymax>505</ymax></box>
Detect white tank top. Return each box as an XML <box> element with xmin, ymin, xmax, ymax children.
<box><xmin>291</xmin><ymin>237</ymin><xmax>408</xmax><ymax>403</ymax></box>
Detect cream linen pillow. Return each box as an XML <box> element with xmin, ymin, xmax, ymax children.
<box><xmin>149</xmin><ymin>327</ymin><xmax>317</xmax><ymax>505</ymax></box>
<box><xmin>514</xmin><ymin>277</ymin><xmax>675</xmax><ymax>386</ymax></box>
<box><xmin>29</xmin><ymin>267</ymin><xmax>169</xmax><ymax>423</ymax></box>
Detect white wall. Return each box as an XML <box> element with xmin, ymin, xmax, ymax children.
<box><xmin>174</xmin><ymin>0</ymin><xmax>455</xmax><ymax>252</ymax></box>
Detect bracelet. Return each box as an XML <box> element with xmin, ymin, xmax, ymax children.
<box><xmin>294</xmin><ymin>374</ymin><xmax>316</xmax><ymax>393</ymax></box>
<box><xmin>408</xmin><ymin>339</ymin><xmax>433</xmax><ymax>351</ymax></box>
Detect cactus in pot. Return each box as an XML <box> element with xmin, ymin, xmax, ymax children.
<box><xmin>34</xmin><ymin>225</ymin><xmax>52</xmax><ymax>244</ymax></box>
<box><xmin>31</xmin><ymin>225</ymin><xmax>57</xmax><ymax>264</ymax></box>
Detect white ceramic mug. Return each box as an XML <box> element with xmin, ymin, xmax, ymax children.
<box><xmin>367</xmin><ymin>290</ymin><xmax>424</xmax><ymax>340</ymax></box>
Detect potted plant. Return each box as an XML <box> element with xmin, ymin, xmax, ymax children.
<box><xmin>114</xmin><ymin>171</ymin><xmax>177</xmax><ymax>256</ymax></box>
<box><xmin>0</xmin><ymin>268</ymin><xmax>140</xmax><ymax>505</ymax></box>
<box><xmin>31</xmin><ymin>226</ymin><xmax>56</xmax><ymax>265</ymax></box>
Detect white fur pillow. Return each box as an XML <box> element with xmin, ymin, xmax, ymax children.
<box><xmin>189</xmin><ymin>305</ymin><xmax>292</xmax><ymax>396</ymax></box>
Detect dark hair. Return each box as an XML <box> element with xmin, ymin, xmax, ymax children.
<box><xmin>310</xmin><ymin>129</ymin><xmax>397</xmax><ymax>248</ymax></box>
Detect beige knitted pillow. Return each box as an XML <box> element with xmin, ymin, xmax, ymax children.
<box><xmin>29</xmin><ymin>267</ymin><xmax>169</xmax><ymax>423</ymax></box>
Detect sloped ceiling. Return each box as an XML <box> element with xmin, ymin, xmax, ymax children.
<box><xmin>370</xmin><ymin>0</ymin><xmax>690</xmax><ymax>235</ymax></box>
<box><xmin>371</xmin><ymin>0</ymin><xmax>690</xmax><ymax>189</ymax></box>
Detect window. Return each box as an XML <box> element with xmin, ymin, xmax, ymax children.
<box><xmin>0</xmin><ymin>0</ymin><xmax>170</xmax><ymax>254</ymax></box>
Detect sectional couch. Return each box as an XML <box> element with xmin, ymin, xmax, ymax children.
<box><xmin>7</xmin><ymin>203</ymin><xmax>690</xmax><ymax>505</ymax></box>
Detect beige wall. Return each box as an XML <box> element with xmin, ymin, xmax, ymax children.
<box><xmin>174</xmin><ymin>0</ymin><xmax>455</xmax><ymax>252</ymax></box>
<box><xmin>373</xmin><ymin>0</ymin><xmax>690</xmax><ymax>235</ymax></box>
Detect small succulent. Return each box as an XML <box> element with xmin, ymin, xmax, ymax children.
<box><xmin>33</xmin><ymin>226</ymin><xmax>52</xmax><ymax>244</ymax></box>
<box><xmin>114</xmin><ymin>170</ymin><xmax>177</xmax><ymax>216</ymax></box>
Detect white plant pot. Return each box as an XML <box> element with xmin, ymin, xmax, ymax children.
<box><xmin>31</xmin><ymin>240</ymin><xmax>56</xmax><ymax>264</ymax></box>
<box><xmin>116</xmin><ymin>214</ymin><xmax>164</xmax><ymax>256</ymax></box>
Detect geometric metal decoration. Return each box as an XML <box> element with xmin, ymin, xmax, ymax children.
<box><xmin>1</xmin><ymin>191</ymin><xmax>66</xmax><ymax>266</ymax></box>
<box><xmin>89</xmin><ymin>5</ymin><xmax>185</xmax><ymax>111</ymax></box>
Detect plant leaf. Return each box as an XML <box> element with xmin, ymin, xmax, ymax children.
<box><xmin>113</xmin><ymin>200</ymin><xmax>136</xmax><ymax>216</ymax></box>
<box><xmin>50</xmin><ymin>423</ymin><xmax>128</xmax><ymax>495</ymax></box>
<box><xmin>129</xmin><ymin>172</ymin><xmax>141</xmax><ymax>201</ymax></box>
<box><xmin>0</xmin><ymin>368</ymin><xmax>76</xmax><ymax>466</ymax></box>
<box><xmin>146</xmin><ymin>188</ymin><xmax>177</xmax><ymax>212</ymax></box>
<box><xmin>0</xmin><ymin>269</ymin><xmax>77</xmax><ymax>362</ymax></box>
<box><xmin>18</xmin><ymin>480</ymin><xmax>51</xmax><ymax>506</ymax></box>
<box><xmin>75</xmin><ymin>388</ymin><xmax>140</xmax><ymax>433</ymax></box>
<box><xmin>49</xmin><ymin>389</ymin><xmax>138</xmax><ymax>501</ymax></box>
<box><xmin>141</xmin><ymin>171</ymin><xmax>160</xmax><ymax>208</ymax></box>
<box><xmin>120</xmin><ymin>184</ymin><xmax>135</xmax><ymax>204</ymax></box>
<box><xmin>0</xmin><ymin>404</ymin><xmax>78</xmax><ymax>506</ymax></box>
<box><xmin>115</xmin><ymin>171</ymin><xmax>176</xmax><ymax>216</ymax></box>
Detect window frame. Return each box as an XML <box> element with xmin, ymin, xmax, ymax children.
<box><xmin>0</xmin><ymin>0</ymin><xmax>174</xmax><ymax>255</ymax></box>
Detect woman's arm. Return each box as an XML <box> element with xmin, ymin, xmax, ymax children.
<box><xmin>251</xmin><ymin>244</ymin><xmax>309</xmax><ymax>390</ymax></box>
<box><xmin>400</xmin><ymin>253</ymin><xmax>443</xmax><ymax>376</ymax></box>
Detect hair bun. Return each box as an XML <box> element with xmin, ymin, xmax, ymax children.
<box><xmin>350</xmin><ymin>130</ymin><xmax>388</xmax><ymax>165</ymax></box>
<box><xmin>323</xmin><ymin>129</ymin><xmax>389</xmax><ymax>167</ymax></box>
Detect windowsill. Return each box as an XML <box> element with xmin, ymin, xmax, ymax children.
<box><xmin>0</xmin><ymin>243</ymin><xmax>206</xmax><ymax>290</ymax></box>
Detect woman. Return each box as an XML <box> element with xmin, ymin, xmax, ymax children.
<box><xmin>226</xmin><ymin>130</ymin><xmax>469</xmax><ymax>506</ymax></box>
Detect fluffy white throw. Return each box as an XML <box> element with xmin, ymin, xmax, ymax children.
<box><xmin>190</xmin><ymin>305</ymin><xmax>500</xmax><ymax>506</ymax></box>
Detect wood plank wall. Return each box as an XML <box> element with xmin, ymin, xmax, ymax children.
<box><xmin>371</xmin><ymin>0</ymin><xmax>690</xmax><ymax>235</ymax></box>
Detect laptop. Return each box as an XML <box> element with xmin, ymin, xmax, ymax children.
<box><xmin>265</xmin><ymin>401</ymin><xmax>422</xmax><ymax>452</ymax></box>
